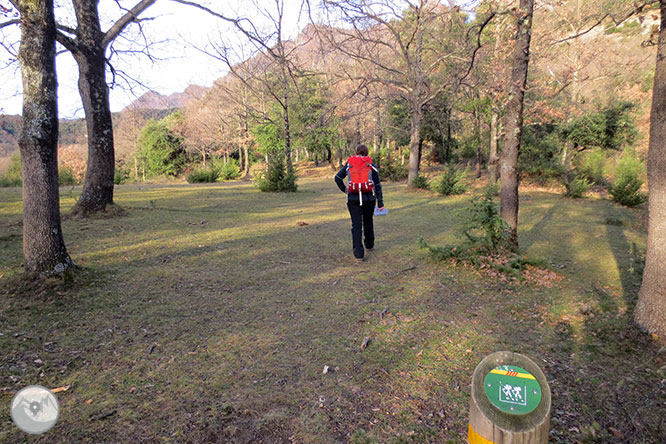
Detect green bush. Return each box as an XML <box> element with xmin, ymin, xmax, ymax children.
<box><xmin>374</xmin><ymin>151</ymin><xmax>408</xmax><ymax>181</ymax></box>
<box><xmin>0</xmin><ymin>153</ymin><xmax>22</xmax><ymax>187</ymax></box>
<box><xmin>58</xmin><ymin>166</ymin><xmax>77</xmax><ymax>186</ymax></box>
<box><xmin>216</xmin><ymin>159</ymin><xmax>242</xmax><ymax>181</ymax></box>
<box><xmin>255</xmin><ymin>157</ymin><xmax>297</xmax><ymax>192</ymax></box>
<box><xmin>461</xmin><ymin>187</ymin><xmax>510</xmax><ymax>250</ymax></box>
<box><xmin>519</xmin><ymin>124</ymin><xmax>564</xmax><ymax>179</ymax></box>
<box><xmin>0</xmin><ymin>174</ymin><xmax>21</xmax><ymax>187</ymax></box>
<box><xmin>564</xmin><ymin>175</ymin><xmax>592</xmax><ymax>198</ymax></box>
<box><xmin>411</xmin><ymin>174</ymin><xmax>430</xmax><ymax>190</ymax></box>
<box><xmin>138</xmin><ymin>115</ymin><xmax>187</xmax><ymax>177</ymax></box>
<box><xmin>432</xmin><ymin>165</ymin><xmax>467</xmax><ymax>196</ymax></box>
<box><xmin>608</xmin><ymin>152</ymin><xmax>646</xmax><ymax>206</ymax></box>
<box><xmin>418</xmin><ymin>187</ymin><xmax>517</xmax><ymax>274</ymax></box>
<box><xmin>186</xmin><ymin>167</ymin><xmax>219</xmax><ymax>184</ymax></box>
<box><xmin>114</xmin><ymin>167</ymin><xmax>129</xmax><ymax>185</ymax></box>
<box><xmin>459</xmin><ymin>136</ymin><xmax>479</xmax><ymax>160</ymax></box>
<box><xmin>576</xmin><ymin>148</ymin><xmax>607</xmax><ymax>184</ymax></box>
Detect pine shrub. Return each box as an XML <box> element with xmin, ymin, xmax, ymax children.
<box><xmin>58</xmin><ymin>167</ymin><xmax>77</xmax><ymax>186</ymax></box>
<box><xmin>432</xmin><ymin>165</ymin><xmax>467</xmax><ymax>196</ymax></box>
<box><xmin>255</xmin><ymin>157</ymin><xmax>297</xmax><ymax>192</ymax></box>
<box><xmin>564</xmin><ymin>176</ymin><xmax>592</xmax><ymax>198</ymax></box>
<box><xmin>374</xmin><ymin>151</ymin><xmax>408</xmax><ymax>181</ymax></box>
<box><xmin>186</xmin><ymin>167</ymin><xmax>219</xmax><ymax>183</ymax></box>
<box><xmin>608</xmin><ymin>153</ymin><xmax>646</xmax><ymax>207</ymax></box>
<box><xmin>0</xmin><ymin>154</ymin><xmax>22</xmax><ymax>187</ymax></box>
<box><xmin>411</xmin><ymin>174</ymin><xmax>430</xmax><ymax>190</ymax></box>
<box><xmin>576</xmin><ymin>148</ymin><xmax>607</xmax><ymax>184</ymax></box>
<box><xmin>217</xmin><ymin>159</ymin><xmax>242</xmax><ymax>181</ymax></box>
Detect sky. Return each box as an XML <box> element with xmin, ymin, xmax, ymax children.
<box><xmin>0</xmin><ymin>0</ymin><xmax>309</xmax><ymax>119</ymax></box>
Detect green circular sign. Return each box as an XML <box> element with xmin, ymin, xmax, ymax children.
<box><xmin>483</xmin><ymin>365</ymin><xmax>542</xmax><ymax>415</ymax></box>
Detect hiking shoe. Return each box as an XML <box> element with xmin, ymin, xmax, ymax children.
<box><xmin>355</xmin><ymin>256</ymin><xmax>366</xmax><ymax>262</ymax></box>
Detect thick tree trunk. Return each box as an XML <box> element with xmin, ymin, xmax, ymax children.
<box><xmin>500</xmin><ymin>0</ymin><xmax>535</xmax><ymax>251</ymax></box>
<box><xmin>69</xmin><ymin>0</ymin><xmax>114</xmax><ymax>216</ymax></box>
<box><xmin>71</xmin><ymin>52</ymin><xmax>115</xmax><ymax>216</ymax></box>
<box><xmin>407</xmin><ymin>104</ymin><xmax>424</xmax><ymax>186</ymax></box>
<box><xmin>489</xmin><ymin>110</ymin><xmax>499</xmax><ymax>183</ymax></box>
<box><xmin>17</xmin><ymin>0</ymin><xmax>74</xmax><ymax>274</ymax></box>
<box><xmin>635</xmin><ymin>1</ymin><xmax>666</xmax><ymax>337</ymax></box>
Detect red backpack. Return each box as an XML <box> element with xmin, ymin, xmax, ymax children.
<box><xmin>347</xmin><ymin>155</ymin><xmax>377</xmax><ymax>204</ymax></box>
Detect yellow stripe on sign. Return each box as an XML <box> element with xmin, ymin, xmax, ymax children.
<box><xmin>468</xmin><ymin>424</ymin><xmax>496</xmax><ymax>444</ymax></box>
<box><xmin>490</xmin><ymin>369</ymin><xmax>536</xmax><ymax>380</ymax></box>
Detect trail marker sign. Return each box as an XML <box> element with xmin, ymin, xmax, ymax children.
<box><xmin>484</xmin><ymin>365</ymin><xmax>542</xmax><ymax>415</ymax></box>
<box><xmin>468</xmin><ymin>352</ymin><xmax>551</xmax><ymax>444</ymax></box>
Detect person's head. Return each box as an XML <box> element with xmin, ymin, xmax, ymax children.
<box><xmin>356</xmin><ymin>144</ymin><xmax>369</xmax><ymax>156</ymax></box>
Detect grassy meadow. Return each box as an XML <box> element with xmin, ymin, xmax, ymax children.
<box><xmin>1</xmin><ymin>170</ymin><xmax>664</xmax><ymax>443</ymax></box>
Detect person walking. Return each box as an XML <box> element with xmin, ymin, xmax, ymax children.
<box><xmin>334</xmin><ymin>144</ymin><xmax>384</xmax><ymax>260</ymax></box>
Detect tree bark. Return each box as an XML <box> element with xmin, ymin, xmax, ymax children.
<box><xmin>407</xmin><ymin>102</ymin><xmax>424</xmax><ymax>186</ymax></box>
<box><xmin>445</xmin><ymin>107</ymin><xmax>453</xmax><ymax>164</ymax></box>
<box><xmin>61</xmin><ymin>0</ymin><xmax>156</xmax><ymax>216</ymax></box>
<box><xmin>17</xmin><ymin>0</ymin><xmax>73</xmax><ymax>274</ymax></box>
<box><xmin>489</xmin><ymin>110</ymin><xmax>499</xmax><ymax>183</ymax></box>
<box><xmin>499</xmin><ymin>0</ymin><xmax>535</xmax><ymax>252</ymax></box>
<box><xmin>71</xmin><ymin>47</ymin><xmax>115</xmax><ymax>216</ymax></box>
<box><xmin>243</xmin><ymin>144</ymin><xmax>250</xmax><ymax>178</ymax></box>
<box><xmin>475</xmin><ymin>106</ymin><xmax>482</xmax><ymax>178</ymax></box>
<box><xmin>635</xmin><ymin>0</ymin><xmax>666</xmax><ymax>337</ymax></box>
<box><xmin>283</xmin><ymin>101</ymin><xmax>293</xmax><ymax>171</ymax></box>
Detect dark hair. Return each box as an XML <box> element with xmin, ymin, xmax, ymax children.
<box><xmin>356</xmin><ymin>144</ymin><xmax>369</xmax><ymax>156</ymax></box>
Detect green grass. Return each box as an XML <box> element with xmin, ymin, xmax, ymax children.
<box><xmin>0</xmin><ymin>178</ymin><xmax>664</xmax><ymax>443</ymax></box>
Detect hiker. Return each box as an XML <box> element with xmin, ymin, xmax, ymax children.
<box><xmin>334</xmin><ymin>144</ymin><xmax>384</xmax><ymax>260</ymax></box>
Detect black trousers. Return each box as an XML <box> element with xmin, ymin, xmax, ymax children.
<box><xmin>347</xmin><ymin>199</ymin><xmax>375</xmax><ymax>258</ymax></box>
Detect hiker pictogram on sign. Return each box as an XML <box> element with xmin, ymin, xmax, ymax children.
<box><xmin>500</xmin><ymin>383</ymin><xmax>527</xmax><ymax>405</ymax></box>
<box><xmin>483</xmin><ymin>364</ymin><xmax>542</xmax><ymax>415</ymax></box>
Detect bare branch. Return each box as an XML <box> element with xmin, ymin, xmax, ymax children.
<box><xmin>55</xmin><ymin>30</ymin><xmax>79</xmax><ymax>53</ymax></box>
<box><xmin>0</xmin><ymin>18</ymin><xmax>18</xmax><ymax>29</ymax></box>
<box><xmin>103</xmin><ymin>0</ymin><xmax>157</xmax><ymax>49</ymax></box>
<box><xmin>550</xmin><ymin>2</ymin><xmax>656</xmax><ymax>45</ymax></box>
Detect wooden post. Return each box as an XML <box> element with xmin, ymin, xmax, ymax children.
<box><xmin>469</xmin><ymin>351</ymin><xmax>551</xmax><ymax>443</ymax></box>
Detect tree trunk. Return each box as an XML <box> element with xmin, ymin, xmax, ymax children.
<box><xmin>635</xmin><ymin>0</ymin><xmax>666</xmax><ymax>337</ymax></box>
<box><xmin>475</xmin><ymin>107</ymin><xmax>482</xmax><ymax>178</ymax></box>
<box><xmin>446</xmin><ymin>108</ymin><xmax>453</xmax><ymax>164</ymax></box>
<box><xmin>243</xmin><ymin>144</ymin><xmax>250</xmax><ymax>178</ymax></box>
<box><xmin>499</xmin><ymin>0</ymin><xmax>535</xmax><ymax>252</ymax></box>
<box><xmin>407</xmin><ymin>104</ymin><xmax>423</xmax><ymax>186</ymax></box>
<box><xmin>17</xmin><ymin>0</ymin><xmax>74</xmax><ymax>274</ymax></box>
<box><xmin>283</xmin><ymin>101</ymin><xmax>293</xmax><ymax>171</ymax></box>
<box><xmin>69</xmin><ymin>1</ymin><xmax>115</xmax><ymax>216</ymax></box>
<box><xmin>489</xmin><ymin>110</ymin><xmax>499</xmax><ymax>183</ymax></box>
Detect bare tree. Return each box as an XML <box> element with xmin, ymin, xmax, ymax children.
<box><xmin>635</xmin><ymin>0</ymin><xmax>666</xmax><ymax>338</ymax></box>
<box><xmin>319</xmin><ymin>0</ymin><xmax>487</xmax><ymax>186</ymax></box>
<box><xmin>499</xmin><ymin>0</ymin><xmax>535</xmax><ymax>251</ymax></box>
<box><xmin>7</xmin><ymin>0</ymin><xmax>73</xmax><ymax>273</ymax></box>
<box><xmin>53</xmin><ymin>0</ymin><xmax>156</xmax><ymax>216</ymax></box>
<box><xmin>171</xmin><ymin>0</ymin><xmax>307</xmax><ymax>171</ymax></box>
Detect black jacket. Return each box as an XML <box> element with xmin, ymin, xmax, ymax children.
<box><xmin>334</xmin><ymin>162</ymin><xmax>384</xmax><ymax>208</ymax></box>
